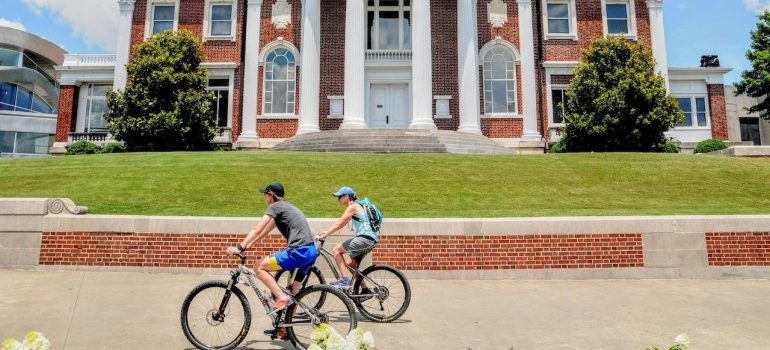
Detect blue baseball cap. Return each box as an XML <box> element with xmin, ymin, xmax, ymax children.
<box><xmin>333</xmin><ymin>186</ymin><xmax>355</xmax><ymax>198</ymax></box>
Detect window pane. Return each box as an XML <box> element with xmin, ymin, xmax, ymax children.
<box><xmin>272</xmin><ymin>82</ymin><xmax>288</xmax><ymax>113</ymax></box>
<box><xmin>402</xmin><ymin>11</ymin><xmax>411</xmax><ymax>49</ymax></box>
<box><xmin>15</xmin><ymin>132</ymin><xmax>50</xmax><ymax>154</ymax></box>
<box><xmin>695</xmin><ymin>98</ymin><xmax>706</xmax><ymax>113</ymax></box>
<box><xmin>490</xmin><ymin>53</ymin><xmax>507</xmax><ymax>79</ymax></box>
<box><xmin>209</xmin><ymin>79</ymin><xmax>229</xmax><ymax>87</ymax></box>
<box><xmin>697</xmin><ymin>113</ymin><xmax>707</xmax><ymax>127</ymax></box>
<box><xmin>0</xmin><ymin>48</ymin><xmax>20</xmax><ymax>67</ymax></box>
<box><xmin>211</xmin><ymin>20</ymin><xmax>232</xmax><ymax>36</ymax></box>
<box><xmin>676</xmin><ymin>98</ymin><xmax>692</xmax><ymax>113</ymax></box>
<box><xmin>379</xmin><ymin>0</ymin><xmax>398</xmax><ymax>6</ymax></box>
<box><xmin>0</xmin><ymin>131</ymin><xmax>14</xmax><ymax>153</ymax></box>
<box><xmin>216</xmin><ymin>90</ymin><xmax>229</xmax><ymax>127</ymax></box>
<box><xmin>606</xmin><ymin>4</ymin><xmax>628</xmax><ymax>19</ymax></box>
<box><xmin>211</xmin><ymin>5</ymin><xmax>232</xmax><ymax>20</ymax></box>
<box><xmin>552</xmin><ymin>89</ymin><xmax>565</xmax><ymax>123</ymax></box>
<box><xmin>15</xmin><ymin>87</ymin><xmax>33</xmax><ymax>111</ymax></box>
<box><xmin>548</xmin><ymin>19</ymin><xmax>570</xmax><ymax>34</ymax></box>
<box><xmin>88</xmin><ymin>99</ymin><xmax>109</xmax><ymax>131</ymax></box>
<box><xmin>492</xmin><ymin>80</ymin><xmax>509</xmax><ymax>113</ymax></box>
<box><xmin>273</xmin><ymin>56</ymin><xmax>288</xmax><ymax>79</ymax></box>
<box><xmin>377</xmin><ymin>11</ymin><xmax>400</xmax><ymax>50</ymax></box>
<box><xmin>367</xmin><ymin>11</ymin><xmax>375</xmax><ymax>50</ymax></box>
<box><xmin>31</xmin><ymin>95</ymin><xmax>52</xmax><ymax>114</ymax></box>
<box><xmin>153</xmin><ymin>20</ymin><xmax>174</xmax><ymax>34</ymax></box>
<box><xmin>0</xmin><ymin>83</ymin><xmax>16</xmax><ymax>108</ymax></box>
<box><xmin>547</xmin><ymin>3</ymin><xmax>569</xmax><ymax>18</ymax></box>
<box><xmin>607</xmin><ymin>19</ymin><xmax>628</xmax><ymax>34</ymax></box>
<box><xmin>90</xmin><ymin>85</ymin><xmax>111</xmax><ymax>97</ymax></box>
<box><xmin>154</xmin><ymin>5</ymin><xmax>175</xmax><ymax>20</ymax></box>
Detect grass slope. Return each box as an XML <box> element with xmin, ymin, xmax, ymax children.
<box><xmin>0</xmin><ymin>152</ymin><xmax>768</xmax><ymax>218</ymax></box>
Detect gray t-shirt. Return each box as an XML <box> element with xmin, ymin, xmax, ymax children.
<box><xmin>264</xmin><ymin>201</ymin><xmax>314</xmax><ymax>248</ymax></box>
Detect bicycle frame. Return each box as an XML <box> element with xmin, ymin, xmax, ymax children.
<box><xmin>313</xmin><ymin>240</ymin><xmax>382</xmax><ymax>293</ymax></box>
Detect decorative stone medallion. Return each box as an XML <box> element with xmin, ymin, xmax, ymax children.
<box><xmin>271</xmin><ymin>0</ymin><xmax>292</xmax><ymax>29</ymax></box>
<box><xmin>487</xmin><ymin>0</ymin><xmax>508</xmax><ymax>28</ymax></box>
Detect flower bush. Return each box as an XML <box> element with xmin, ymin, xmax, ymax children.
<box><xmin>2</xmin><ymin>331</ymin><xmax>50</xmax><ymax>350</ymax></box>
<box><xmin>644</xmin><ymin>333</ymin><xmax>689</xmax><ymax>350</ymax></box>
<box><xmin>308</xmin><ymin>324</ymin><xmax>375</xmax><ymax>350</ymax></box>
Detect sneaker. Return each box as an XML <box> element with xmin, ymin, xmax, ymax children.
<box><xmin>268</xmin><ymin>297</ymin><xmax>293</xmax><ymax>315</ymax></box>
<box><xmin>329</xmin><ymin>277</ymin><xmax>352</xmax><ymax>289</ymax></box>
<box><xmin>263</xmin><ymin>328</ymin><xmax>289</xmax><ymax>340</ymax></box>
<box><xmin>356</xmin><ymin>287</ymin><xmax>374</xmax><ymax>302</ymax></box>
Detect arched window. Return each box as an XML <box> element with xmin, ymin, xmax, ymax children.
<box><xmin>263</xmin><ymin>47</ymin><xmax>296</xmax><ymax>115</ymax></box>
<box><xmin>482</xmin><ymin>47</ymin><xmax>517</xmax><ymax>115</ymax></box>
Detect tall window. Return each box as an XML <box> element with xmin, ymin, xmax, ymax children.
<box><xmin>152</xmin><ymin>5</ymin><xmax>175</xmax><ymax>34</ymax></box>
<box><xmin>85</xmin><ymin>85</ymin><xmax>111</xmax><ymax>132</ymax></box>
<box><xmin>207</xmin><ymin>78</ymin><xmax>230</xmax><ymax>128</ymax></box>
<box><xmin>605</xmin><ymin>1</ymin><xmax>630</xmax><ymax>35</ymax></box>
<box><xmin>483</xmin><ymin>47</ymin><xmax>517</xmax><ymax>115</ymax></box>
<box><xmin>263</xmin><ymin>48</ymin><xmax>296</xmax><ymax>115</ymax></box>
<box><xmin>210</xmin><ymin>4</ymin><xmax>233</xmax><ymax>36</ymax></box>
<box><xmin>551</xmin><ymin>88</ymin><xmax>567</xmax><ymax>124</ymax></box>
<box><xmin>367</xmin><ymin>0</ymin><xmax>411</xmax><ymax>51</ymax></box>
<box><xmin>0</xmin><ymin>82</ymin><xmax>53</xmax><ymax>114</ymax></box>
<box><xmin>676</xmin><ymin>97</ymin><xmax>708</xmax><ymax>128</ymax></box>
<box><xmin>546</xmin><ymin>1</ymin><xmax>571</xmax><ymax>35</ymax></box>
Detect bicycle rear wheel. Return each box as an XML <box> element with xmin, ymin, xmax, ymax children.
<box><xmin>180</xmin><ymin>280</ymin><xmax>251</xmax><ymax>350</ymax></box>
<box><xmin>352</xmin><ymin>264</ymin><xmax>411</xmax><ymax>322</ymax></box>
<box><xmin>285</xmin><ymin>284</ymin><xmax>357</xmax><ymax>350</ymax></box>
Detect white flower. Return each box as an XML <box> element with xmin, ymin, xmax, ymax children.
<box><xmin>674</xmin><ymin>333</ymin><xmax>690</xmax><ymax>348</ymax></box>
<box><xmin>1</xmin><ymin>339</ymin><xmax>25</xmax><ymax>350</ymax></box>
<box><xmin>362</xmin><ymin>331</ymin><xmax>375</xmax><ymax>349</ymax></box>
<box><xmin>307</xmin><ymin>345</ymin><xmax>323</xmax><ymax>350</ymax></box>
<box><xmin>22</xmin><ymin>332</ymin><xmax>50</xmax><ymax>350</ymax></box>
<box><xmin>326</xmin><ymin>331</ymin><xmax>346</xmax><ymax>350</ymax></box>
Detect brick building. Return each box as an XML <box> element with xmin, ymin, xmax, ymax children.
<box><xmin>52</xmin><ymin>0</ymin><xmax>732</xmax><ymax>153</ymax></box>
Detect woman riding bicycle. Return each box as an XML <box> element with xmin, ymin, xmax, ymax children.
<box><xmin>315</xmin><ymin>186</ymin><xmax>379</xmax><ymax>289</ymax></box>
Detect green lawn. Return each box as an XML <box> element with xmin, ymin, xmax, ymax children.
<box><xmin>0</xmin><ymin>152</ymin><xmax>768</xmax><ymax>218</ymax></box>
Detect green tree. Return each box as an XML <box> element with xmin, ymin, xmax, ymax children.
<box><xmin>105</xmin><ymin>30</ymin><xmax>215</xmax><ymax>151</ymax></box>
<box><xmin>735</xmin><ymin>11</ymin><xmax>770</xmax><ymax>121</ymax></box>
<box><xmin>561</xmin><ymin>37</ymin><xmax>683</xmax><ymax>152</ymax></box>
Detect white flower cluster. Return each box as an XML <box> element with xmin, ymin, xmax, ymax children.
<box><xmin>2</xmin><ymin>332</ymin><xmax>50</xmax><ymax>350</ymax></box>
<box><xmin>308</xmin><ymin>323</ymin><xmax>376</xmax><ymax>350</ymax></box>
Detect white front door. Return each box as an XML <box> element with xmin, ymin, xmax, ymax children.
<box><xmin>369</xmin><ymin>83</ymin><xmax>409</xmax><ymax>128</ymax></box>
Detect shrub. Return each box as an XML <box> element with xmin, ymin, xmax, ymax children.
<box><xmin>694</xmin><ymin>139</ymin><xmax>728</xmax><ymax>154</ymax></box>
<box><xmin>100</xmin><ymin>142</ymin><xmax>127</xmax><ymax>154</ymax></box>
<box><xmin>562</xmin><ymin>37</ymin><xmax>684</xmax><ymax>152</ymax></box>
<box><xmin>661</xmin><ymin>141</ymin><xmax>679</xmax><ymax>154</ymax></box>
<box><xmin>66</xmin><ymin>141</ymin><xmax>100</xmax><ymax>155</ymax></box>
<box><xmin>550</xmin><ymin>139</ymin><xmax>568</xmax><ymax>153</ymax></box>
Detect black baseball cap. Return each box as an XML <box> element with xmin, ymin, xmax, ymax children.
<box><xmin>259</xmin><ymin>182</ymin><xmax>285</xmax><ymax>197</ymax></box>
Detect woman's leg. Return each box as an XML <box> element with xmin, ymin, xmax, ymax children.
<box><xmin>333</xmin><ymin>244</ymin><xmax>349</xmax><ymax>278</ymax></box>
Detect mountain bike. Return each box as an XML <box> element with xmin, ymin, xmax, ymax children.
<box><xmin>275</xmin><ymin>239</ymin><xmax>411</xmax><ymax>322</ymax></box>
<box><xmin>181</xmin><ymin>253</ymin><xmax>357</xmax><ymax>350</ymax></box>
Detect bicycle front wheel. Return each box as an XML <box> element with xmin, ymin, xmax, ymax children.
<box><xmin>180</xmin><ymin>280</ymin><xmax>251</xmax><ymax>350</ymax></box>
<box><xmin>285</xmin><ymin>284</ymin><xmax>357</xmax><ymax>350</ymax></box>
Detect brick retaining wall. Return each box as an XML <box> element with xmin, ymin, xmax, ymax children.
<box><xmin>705</xmin><ymin>232</ymin><xmax>770</xmax><ymax>266</ymax></box>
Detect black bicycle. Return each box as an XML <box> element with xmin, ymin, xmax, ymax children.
<box><xmin>181</xmin><ymin>253</ymin><xmax>357</xmax><ymax>350</ymax></box>
<box><xmin>275</xmin><ymin>239</ymin><xmax>411</xmax><ymax>322</ymax></box>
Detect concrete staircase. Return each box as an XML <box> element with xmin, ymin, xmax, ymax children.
<box><xmin>272</xmin><ymin>129</ymin><xmax>514</xmax><ymax>154</ymax></box>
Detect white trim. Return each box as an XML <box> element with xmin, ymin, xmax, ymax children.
<box><xmin>256</xmin><ymin>114</ymin><xmax>298</xmax><ymax>120</ymax></box>
<box><xmin>542</xmin><ymin>61</ymin><xmax>579</xmax><ymax>68</ymax></box>
<box><xmin>478</xmin><ymin>37</ymin><xmax>521</xmax><ymax>63</ymax></box>
<box><xmin>541</xmin><ymin>0</ymin><xmax>578</xmax><ymax>41</ymax></box>
<box><xmin>480</xmin><ymin>114</ymin><xmax>523</xmax><ymax>119</ymax></box>
<box><xmin>434</xmin><ymin>95</ymin><xmax>453</xmax><ymax>119</ymax></box>
<box><xmin>202</xmin><ymin>62</ymin><xmax>239</xmax><ymax>70</ymax></box>
<box><xmin>144</xmin><ymin>0</ymin><xmax>180</xmax><ymax>40</ymax></box>
<box><xmin>258</xmin><ymin>39</ymin><xmax>301</xmax><ymax>65</ymax></box>
<box><xmin>328</xmin><ymin>96</ymin><xmax>344</xmax><ymax>119</ymax></box>
<box><xmin>672</xmin><ymin>94</ymin><xmax>711</xmax><ymax>129</ymax></box>
<box><xmin>203</xmin><ymin>0</ymin><xmax>238</xmax><ymax>42</ymax></box>
<box><xmin>601</xmin><ymin>0</ymin><xmax>637</xmax><ymax>40</ymax></box>
<box><xmin>668</xmin><ymin>67</ymin><xmax>732</xmax><ymax>85</ymax></box>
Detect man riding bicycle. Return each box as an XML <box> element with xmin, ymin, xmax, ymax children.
<box><xmin>226</xmin><ymin>182</ymin><xmax>318</xmax><ymax>314</ymax></box>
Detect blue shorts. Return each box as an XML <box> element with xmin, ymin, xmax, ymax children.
<box><xmin>267</xmin><ymin>243</ymin><xmax>318</xmax><ymax>275</ymax></box>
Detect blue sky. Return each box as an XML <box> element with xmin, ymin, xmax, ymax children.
<box><xmin>1</xmin><ymin>0</ymin><xmax>768</xmax><ymax>84</ymax></box>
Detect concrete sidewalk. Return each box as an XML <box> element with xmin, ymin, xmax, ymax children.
<box><xmin>1</xmin><ymin>270</ymin><xmax>769</xmax><ymax>349</ymax></box>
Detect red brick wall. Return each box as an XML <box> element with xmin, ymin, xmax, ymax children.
<box><xmin>40</xmin><ymin>232</ymin><xmax>285</xmax><ymax>268</ymax></box>
<box><xmin>55</xmin><ymin>86</ymin><xmax>78</xmax><ymax>143</ymax></box>
<box><xmin>374</xmin><ymin>234</ymin><xmax>643</xmax><ymax>270</ymax></box>
<box><xmin>481</xmin><ymin>118</ymin><xmax>523</xmax><ymax>138</ymax></box>
<box><xmin>708</xmin><ymin>84</ymin><xmax>728</xmax><ymax>140</ymax></box>
<box><xmin>319</xmin><ymin>0</ymin><xmax>345</xmax><ymax>131</ymax></box>
<box><xmin>257</xmin><ymin>119</ymin><xmax>299</xmax><ymax>138</ymax></box>
<box><xmin>40</xmin><ymin>231</ymin><xmax>643</xmax><ymax>270</ymax></box>
<box><xmin>706</xmin><ymin>232</ymin><xmax>770</xmax><ymax>266</ymax></box>
<box><xmin>431</xmin><ymin>0</ymin><xmax>459</xmax><ymax>130</ymax></box>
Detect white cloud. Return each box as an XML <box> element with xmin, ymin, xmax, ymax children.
<box><xmin>22</xmin><ymin>0</ymin><xmax>118</xmax><ymax>52</ymax></box>
<box><xmin>0</xmin><ymin>18</ymin><xmax>27</xmax><ymax>31</ymax></box>
<box><xmin>744</xmin><ymin>0</ymin><xmax>770</xmax><ymax>13</ymax></box>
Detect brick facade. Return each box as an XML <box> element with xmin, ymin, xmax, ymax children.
<box><xmin>708</xmin><ymin>84</ymin><xmax>729</xmax><ymax>140</ymax></box>
<box><xmin>55</xmin><ymin>86</ymin><xmax>78</xmax><ymax>143</ymax></box>
<box><xmin>318</xmin><ymin>0</ymin><xmax>345</xmax><ymax>131</ymax></box>
<box><xmin>39</xmin><ymin>231</ymin><xmax>643</xmax><ymax>270</ymax></box>
<box><xmin>706</xmin><ymin>232</ymin><xmax>770</xmax><ymax>266</ymax></box>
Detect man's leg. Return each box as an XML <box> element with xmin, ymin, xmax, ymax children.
<box><xmin>257</xmin><ymin>256</ymin><xmax>289</xmax><ymax>303</ymax></box>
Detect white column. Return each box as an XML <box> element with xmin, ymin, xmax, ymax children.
<box><xmin>238</xmin><ymin>0</ymin><xmax>262</xmax><ymax>147</ymax></box>
<box><xmin>647</xmin><ymin>0</ymin><xmax>669</xmax><ymax>86</ymax></box>
<box><xmin>517</xmin><ymin>0</ymin><xmax>541</xmax><ymax>141</ymax></box>
<box><xmin>409</xmin><ymin>0</ymin><xmax>436</xmax><ymax>129</ymax></box>
<box><xmin>341</xmin><ymin>0</ymin><xmax>367</xmax><ymax>129</ymax></box>
<box><xmin>114</xmin><ymin>0</ymin><xmax>135</xmax><ymax>90</ymax></box>
<box><xmin>297</xmin><ymin>0</ymin><xmax>321</xmax><ymax>134</ymax></box>
<box><xmin>457</xmin><ymin>0</ymin><xmax>481</xmax><ymax>134</ymax></box>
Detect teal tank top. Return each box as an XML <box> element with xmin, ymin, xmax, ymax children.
<box><xmin>352</xmin><ymin>211</ymin><xmax>379</xmax><ymax>241</ymax></box>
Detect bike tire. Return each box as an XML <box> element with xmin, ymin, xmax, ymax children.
<box><xmin>352</xmin><ymin>264</ymin><xmax>411</xmax><ymax>322</ymax></box>
<box><xmin>285</xmin><ymin>284</ymin><xmax>358</xmax><ymax>350</ymax></box>
<box><xmin>180</xmin><ymin>280</ymin><xmax>251</xmax><ymax>350</ymax></box>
